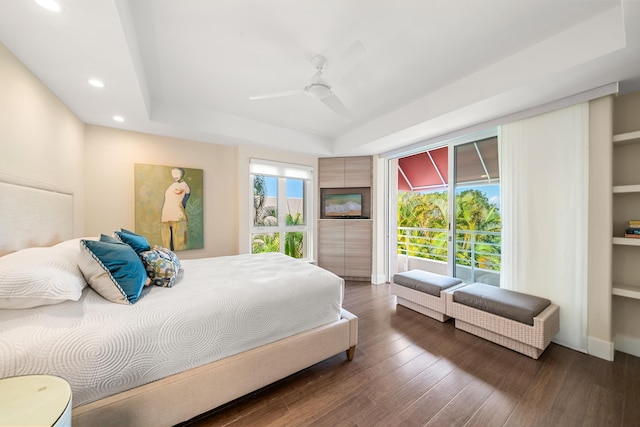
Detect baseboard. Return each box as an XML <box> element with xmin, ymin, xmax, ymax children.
<box><xmin>587</xmin><ymin>336</ymin><xmax>615</xmax><ymax>361</ymax></box>
<box><xmin>615</xmin><ymin>334</ymin><xmax>640</xmax><ymax>358</ymax></box>
<box><xmin>371</xmin><ymin>274</ymin><xmax>387</xmax><ymax>285</ymax></box>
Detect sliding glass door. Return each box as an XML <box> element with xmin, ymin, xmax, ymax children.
<box><xmin>394</xmin><ymin>131</ymin><xmax>501</xmax><ymax>285</ymax></box>
<box><xmin>450</xmin><ymin>137</ymin><xmax>501</xmax><ymax>285</ymax></box>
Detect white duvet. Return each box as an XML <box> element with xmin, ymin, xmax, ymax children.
<box><xmin>0</xmin><ymin>253</ymin><xmax>344</xmax><ymax>406</ymax></box>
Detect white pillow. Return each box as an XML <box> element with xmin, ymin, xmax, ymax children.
<box><xmin>52</xmin><ymin>236</ymin><xmax>98</xmax><ymax>252</ymax></box>
<box><xmin>0</xmin><ymin>245</ymin><xmax>87</xmax><ymax>309</ymax></box>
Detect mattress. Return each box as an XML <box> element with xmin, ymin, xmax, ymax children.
<box><xmin>0</xmin><ymin>252</ymin><xmax>344</xmax><ymax>406</ymax></box>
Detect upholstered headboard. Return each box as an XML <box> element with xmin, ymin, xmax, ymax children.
<box><xmin>0</xmin><ymin>173</ymin><xmax>73</xmax><ymax>256</ymax></box>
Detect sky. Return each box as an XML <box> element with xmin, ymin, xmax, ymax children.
<box><xmin>471</xmin><ymin>184</ymin><xmax>500</xmax><ymax>209</ymax></box>
<box><xmin>262</xmin><ymin>176</ymin><xmax>304</xmax><ymax>198</ymax></box>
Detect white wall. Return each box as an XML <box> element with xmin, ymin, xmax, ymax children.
<box><xmin>84</xmin><ymin>125</ymin><xmax>238</xmax><ymax>259</ymax></box>
<box><xmin>0</xmin><ymin>42</ymin><xmax>85</xmax><ymax>237</ymax></box>
<box><xmin>0</xmin><ymin>40</ymin><xmax>320</xmax><ymax>261</ymax></box>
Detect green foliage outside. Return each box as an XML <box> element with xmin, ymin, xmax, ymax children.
<box><xmin>252</xmin><ymin>175</ymin><xmax>304</xmax><ymax>258</ymax></box>
<box><xmin>284</xmin><ymin>213</ymin><xmax>304</xmax><ymax>258</ymax></box>
<box><xmin>398</xmin><ymin>189</ymin><xmax>501</xmax><ymax>271</ymax></box>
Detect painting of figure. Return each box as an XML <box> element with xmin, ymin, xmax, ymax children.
<box><xmin>134</xmin><ymin>164</ymin><xmax>204</xmax><ymax>250</ymax></box>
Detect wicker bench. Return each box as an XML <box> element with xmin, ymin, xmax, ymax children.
<box><xmin>445</xmin><ymin>283</ymin><xmax>560</xmax><ymax>359</ymax></box>
<box><xmin>391</xmin><ymin>270</ymin><xmax>464</xmax><ymax>322</ymax></box>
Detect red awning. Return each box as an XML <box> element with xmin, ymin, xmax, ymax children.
<box><xmin>398</xmin><ymin>147</ymin><xmax>448</xmax><ymax>192</ymax></box>
<box><xmin>398</xmin><ymin>137</ymin><xmax>499</xmax><ymax>192</ymax></box>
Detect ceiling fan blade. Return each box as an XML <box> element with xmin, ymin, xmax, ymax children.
<box><xmin>321</xmin><ymin>93</ymin><xmax>353</xmax><ymax>120</ymax></box>
<box><xmin>249</xmin><ymin>89</ymin><xmax>304</xmax><ymax>100</ymax></box>
<box><xmin>330</xmin><ymin>40</ymin><xmax>366</xmax><ymax>82</ymax></box>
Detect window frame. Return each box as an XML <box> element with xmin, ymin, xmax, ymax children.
<box><xmin>249</xmin><ymin>159</ymin><xmax>314</xmax><ymax>260</ymax></box>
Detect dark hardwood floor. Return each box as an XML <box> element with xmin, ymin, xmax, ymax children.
<box><xmin>181</xmin><ymin>280</ymin><xmax>640</xmax><ymax>426</ymax></box>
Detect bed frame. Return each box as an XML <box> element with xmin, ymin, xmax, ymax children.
<box><xmin>74</xmin><ymin>310</ymin><xmax>357</xmax><ymax>426</ymax></box>
<box><xmin>0</xmin><ymin>174</ymin><xmax>358</xmax><ymax>427</ymax></box>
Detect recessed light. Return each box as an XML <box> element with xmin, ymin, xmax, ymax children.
<box><xmin>88</xmin><ymin>79</ymin><xmax>104</xmax><ymax>88</ymax></box>
<box><xmin>34</xmin><ymin>0</ymin><xmax>62</xmax><ymax>12</ymax></box>
<box><xmin>113</xmin><ymin>115</ymin><xmax>125</xmax><ymax>122</ymax></box>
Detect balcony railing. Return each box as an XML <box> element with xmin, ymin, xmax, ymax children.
<box><xmin>397</xmin><ymin>226</ymin><xmax>448</xmax><ymax>262</ymax></box>
<box><xmin>397</xmin><ymin>226</ymin><xmax>501</xmax><ymax>283</ymax></box>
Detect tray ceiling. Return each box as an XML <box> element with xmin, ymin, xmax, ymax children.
<box><xmin>0</xmin><ymin>0</ymin><xmax>638</xmax><ymax>156</ymax></box>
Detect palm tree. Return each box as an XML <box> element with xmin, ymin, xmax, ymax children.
<box><xmin>253</xmin><ymin>175</ymin><xmax>267</xmax><ymax>225</ymax></box>
<box><xmin>252</xmin><ymin>176</ymin><xmax>305</xmax><ymax>258</ymax></box>
<box><xmin>252</xmin><ymin>233</ymin><xmax>280</xmax><ymax>254</ymax></box>
<box><xmin>454</xmin><ymin>189</ymin><xmax>501</xmax><ymax>270</ymax></box>
<box><xmin>284</xmin><ymin>212</ymin><xmax>304</xmax><ymax>258</ymax></box>
<box><xmin>252</xmin><ymin>175</ymin><xmax>279</xmax><ymax>255</ymax></box>
<box><xmin>397</xmin><ymin>191</ymin><xmax>449</xmax><ymax>261</ymax></box>
<box><xmin>398</xmin><ymin>188</ymin><xmax>501</xmax><ymax>271</ymax></box>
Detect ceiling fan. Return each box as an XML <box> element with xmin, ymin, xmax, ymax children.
<box><xmin>249</xmin><ymin>41</ymin><xmax>366</xmax><ymax>120</ymax></box>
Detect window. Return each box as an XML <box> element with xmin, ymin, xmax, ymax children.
<box><xmin>395</xmin><ymin>132</ymin><xmax>501</xmax><ymax>286</ymax></box>
<box><xmin>250</xmin><ymin>159</ymin><xmax>313</xmax><ymax>259</ymax></box>
<box><xmin>452</xmin><ymin>137</ymin><xmax>501</xmax><ymax>285</ymax></box>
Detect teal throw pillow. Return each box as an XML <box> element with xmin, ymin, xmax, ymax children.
<box><xmin>100</xmin><ymin>233</ymin><xmax>121</xmax><ymax>244</ymax></box>
<box><xmin>114</xmin><ymin>229</ymin><xmax>151</xmax><ymax>253</ymax></box>
<box><xmin>78</xmin><ymin>238</ymin><xmax>150</xmax><ymax>304</ymax></box>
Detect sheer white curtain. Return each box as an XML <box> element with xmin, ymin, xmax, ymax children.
<box><xmin>500</xmin><ymin>103</ymin><xmax>589</xmax><ymax>352</ymax></box>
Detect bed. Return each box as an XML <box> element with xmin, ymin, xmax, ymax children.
<box><xmin>0</xmin><ymin>173</ymin><xmax>358</xmax><ymax>427</ymax></box>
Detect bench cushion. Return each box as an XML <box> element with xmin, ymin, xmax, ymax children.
<box><xmin>453</xmin><ymin>283</ymin><xmax>551</xmax><ymax>326</ymax></box>
<box><xmin>393</xmin><ymin>270</ymin><xmax>462</xmax><ymax>297</ymax></box>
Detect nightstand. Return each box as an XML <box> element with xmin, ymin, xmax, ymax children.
<box><xmin>0</xmin><ymin>375</ymin><xmax>72</xmax><ymax>426</ymax></box>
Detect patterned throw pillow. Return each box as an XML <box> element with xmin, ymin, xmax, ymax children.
<box><xmin>139</xmin><ymin>246</ymin><xmax>181</xmax><ymax>287</ymax></box>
